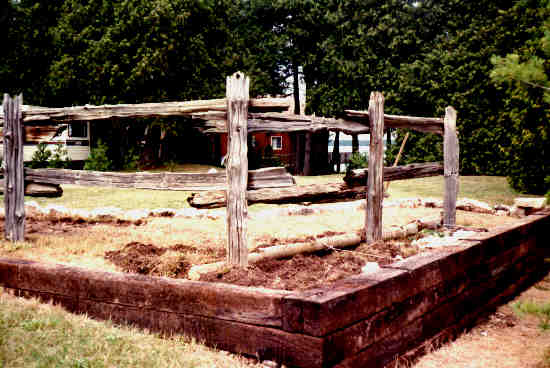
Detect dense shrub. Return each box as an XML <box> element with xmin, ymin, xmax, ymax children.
<box><xmin>84</xmin><ymin>140</ymin><xmax>113</xmax><ymax>171</ymax></box>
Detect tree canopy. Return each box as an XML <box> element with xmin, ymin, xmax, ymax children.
<box><xmin>1</xmin><ymin>0</ymin><xmax>549</xmax><ymax>193</ymax></box>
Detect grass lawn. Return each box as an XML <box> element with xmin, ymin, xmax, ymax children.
<box><xmin>0</xmin><ymin>291</ymin><xmax>257</xmax><ymax>368</ymax></box>
<box><xmin>18</xmin><ymin>175</ymin><xmax>527</xmax><ymax>211</ymax></box>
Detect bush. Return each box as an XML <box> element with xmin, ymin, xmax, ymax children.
<box><xmin>49</xmin><ymin>144</ymin><xmax>70</xmax><ymax>169</ymax></box>
<box><xmin>121</xmin><ymin>147</ymin><xmax>141</xmax><ymax>171</ymax></box>
<box><xmin>84</xmin><ymin>140</ymin><xmax>112</xmax><ymax>171</ymax></box>
<box><xmin>28</xmin><ymin>143</ymin><xmax>52</xmax><ymax>169</ymax></box>
<box><xmin>347</xmin><ymin>152</ymin><xmax>368</xmax><ymax>171</ymax></box>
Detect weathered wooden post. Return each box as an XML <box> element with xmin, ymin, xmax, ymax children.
<box><xmin>443</xmin><ymin>106</ymin><xmax>459</xmax><ymax>227</ymax></box>
<box><xmin>303</xmin><ymin>132</ymin><xmax>312</xmax><ymax>176</ymax></box>
<box><xmin>365</xmin><ymin>92</ymin><xmax>384</xmax><ymax>244</ymax></box>
<box><xmin>3</xmin><ymin>94</ymin><xmax>25</xmax><ymax>241</ymax></box>
<box><xmin>332</xmin><ymin>131</ymin><xmax>341</xmax><ymax>173</ymax></box>
<box><xmin>226</xmin><ymin>72</ymin><xmax>249</xmax><ymax>267</ymax></box>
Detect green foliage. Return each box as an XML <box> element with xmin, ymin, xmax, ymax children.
<box><xmin>49</xmin><ymin>144</ymin><xmax>70</xmax><ymax>169</ymax></box>
<box><xmin>121</xmin><ymin>147</ymin><xmax>141</xmax><ymax>171</ymax></box>
<box><xmin>84</xmin><ymin>140</ymin><xmax>113</xmax><ymax>172</ymax></box>
<box><xmin>512</xmin><ymin>300</ymin><xmax>550</xmax><ymax>330</ymax></box>
<box><xmin>489</xmin><ymin>2</ymin><xmax>550</xmax><ymax>194</ymax></box>
<box><xmin>28</xmin><ymin>143</ymin><xmax>52</xmax><ymax>169</ymax></box>
<box><xmin>347</xmin><ymin>152</ymin><xmax>368</xmax><ymax>171</ymax></box>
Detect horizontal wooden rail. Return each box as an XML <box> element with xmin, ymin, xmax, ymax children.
<box><xmin>189</xmin><ymin>162</ymin><xmax>444</xmax><ymax>208</ymax></box>
<box><xmin>201</xmin><ymin>112</ymin><xmax>370</xmax><ymax>135</ymax></box>
<box><xmin>345</xmin><ymin>110</ymin><xmax>444</xmax><ymax>135</ymax></box>
<box><xmin>0</xmin><ymin>98</ymin><xmax>291</xmax><ymax>124</ymax></box>
<box><xmin>343</xmin><ymin>162</ymin><xmax>443</xmax><ymax>187</ymax></box>
<box><xmin>23</xmin><ymin>167</ymin><xmax>295</xmax><ymax>191</ymax></box>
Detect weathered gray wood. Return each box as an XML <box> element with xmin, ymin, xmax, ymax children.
<box><xmin>303</xmin><ymin>132</ymin><xmax>312</xmax><ymax>176</ymax></box>
<box><xmin>343</xmin><ymin>162</ymin><xmax>443</xmax><ymax>187</ymax></box>
<box><xmin>332</xmin><ymin>131</ymin><xmax>341</xmax><ymax>173</ymax></box>
<box><xmin>0</xmin><ymin>179</ymin><xmax>62</xmax><ymax>197</ymax></box>
<box><xmin>345</xmin><ymin>109</ymin><xmax>444</xmax><ymax>135</ymax></box>
<box><xmin>351</xmin><ymin>134</ymin><xmax>359</xmax><ymax>154</ymax></box>
<box><xmin>443</xmin><ymin>106</ymin><xmax>459</xmax><ymax>227</ymax></box>
<box><xmin>226</xmin><ymin>72</ymin><xmax>249</xmax><ymax>267</ymax></box>
<box><xmin>3</xmin><ymin>94</ymin><xmax>25</xmax><ymax>241</ymax></box>
<box><xmin>365</xmin><ymin>92</ymin><xmax>385</xmax><ymax>244</ymax></box>
<box><xmin>201</xmin><ymin>113</ymin><xmax>370</xmax><ymax>135</ymax></box>
<box><xmin>23</xmin><ymin>166</ymin><xmax>294</xmax><ymax>191</ymax></box>
<box><xmin>0</xmin><ymin>98</ymin><xmax>290</xmax><ymax>124</ymax></box>
<box><xmin>188</xmin><ymin>183</ymin><xmax>368</xmax><ymax>209</ymax></box>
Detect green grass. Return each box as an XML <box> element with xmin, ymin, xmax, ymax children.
<box><xmin>10</xmin><ymin>175</ymin><xmax>526</xmax><ymax>211</ymax></box>
<box><xmin>0</xmin><ymin>291</ymin><xmax>254</xmax><ymax>368</ymax></box>
<box><xmin>512</xmin><ymin>300</ymin><xmax>550</xmax><ymax>331</ymax></box>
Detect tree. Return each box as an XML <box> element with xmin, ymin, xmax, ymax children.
<box><xmin>490</xmin><ymin>1</ymin><xmax>550</xmax><ymax>194</ymax></box>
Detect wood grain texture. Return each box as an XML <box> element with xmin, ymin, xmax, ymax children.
<box><xmin>366</xmin><ymin>92</ymin><xmax>385</xmax><ymax>244</ymax></box>
<box><xmin>0</xmin><ymin>98</ymin><xmax>290</xmax><ymax>124</ymax></box>
<box><xmin>188</xmin><ymin>183</ymin><xmax>368</xmax><ymax>209</ymax></box>
<box><xmin>443</xmin><ymin>106</ymin><xmax>459</xmax><ymax>227</ymax></box>
<box><xmin>3</xmin><ymin>94</ymin><xmax>25</xmax><ymax>241</ymax></box>
<box><xmin>23</xmin><ymin>166</ymin><xmax>294</xmax><ymax>191</ymax></box>
<box><xmin>343</xmin><ymin>162</ymin><xmax>443</xmax><ymax>187</ymax></box>
<box><xmin>345</xmin><ymin>109</ymin><xmax>444</xmax><ymax>135</ymax></box>
<box><xmin>226</xmin><ymin>72</ymin><xmax>250</xmax><ymax>267</ymax></box>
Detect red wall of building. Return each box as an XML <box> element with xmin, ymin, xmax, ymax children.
<box><xmin>219</xmin><ymin>133</ymin><xmax>293</xmax><ymax>160</ymax></box>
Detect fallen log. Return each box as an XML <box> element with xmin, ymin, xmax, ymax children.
<box><xmin>23</xmin><ymin>166</ymin><xmax>295</xmax><ymax>191</ymax></box>
<box><xmin>188</xmin><ymin>183</ymin><xmax>368</xmax><ymax>209</ymax></box>
<box><xmin>343</xmin><ymin>162</ymin><xmax>443</xmax><ymax>187</ymax></box>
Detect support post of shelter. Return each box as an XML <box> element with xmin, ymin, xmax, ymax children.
<box><xmin>3</xmin><ymin>94</ymin><xmax>25</xmax><ymax>242</ymax></box>
<box><xmin>226</xmin><ymin>73</ymin><xmax>249</xmax><ymax>267</ymax></box>
<box><xmin>332</xmin><ymin>131</ymin><xmax>341</xmax><ymax>173</ymax></box>
<box><xmin>352</xmin><ymin>134</ymin><xmax>359</xmax><ymax>154</ymax></box>
<box><xmin>443</xmin><ymin>106</ymin><xmax>459</xmax><ymax>227</ymax></box>
<box><xmin>365</xmin><ymin>92</ymin><xmax>384</xmax><ymax>244</ymax></box>
<box><xmin>303</xmin><ymin>132</ymin><xmax>312</xmax><ymax>176</ymax></box>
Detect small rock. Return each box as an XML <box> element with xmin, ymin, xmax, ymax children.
<box><xmin>207</xmin><ymin>168</ymin><xmax>217</xmax><ymax>173</ymax></box>
<box><xmin>361</xmin><ymin>262</ymin><xmax>380</xmax><ymax>275</ymax></box>
<box><xmin>495</xmin><ymin>210</ymin><xmax>509</xmax><ymax>217</ymax></box>
<box><xmin>510</xmin><ymin>206</ymin><xmax>527</xmax><ymax>218</ymax></box>
<box><xmin>514</xmin><ymin>197</ymin><xmax>546</xmax><ymax>210</ymax></box>
<box><xmin>261</xmin><ymin>360</ymin><xmax>279</xmax><ymax>368</ymax></box>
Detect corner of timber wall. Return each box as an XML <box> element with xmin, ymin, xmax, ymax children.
<box><xmin>0</xmin><ymin>212</ymin><xmax>549</xmax><ymax>367</ymax></box>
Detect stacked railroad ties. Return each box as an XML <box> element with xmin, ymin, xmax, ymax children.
<box><xmin>2</xmin><ymin>73</ymin><xmax>459</xmax><ymax>268</ymax></box>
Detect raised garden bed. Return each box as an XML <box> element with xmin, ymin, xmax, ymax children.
<box><xmin>0</xmin><ymin>211</ymin><xmax>548</xmax><ymax>367</ymax></box>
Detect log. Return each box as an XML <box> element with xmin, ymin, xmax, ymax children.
<box><xmin>0</xmin><ymin>98</ymin><xmax>291</xmax><ymax>124</ymax></box>
<box><xmin>188</xmin><ymin>183</ymin><xmax>368</xmax><ymax>209</ymax></box>
<box><xmin>23</xmin><ymin>166</ymin><xmax>294</xmax><ymax>191</ymax></box>
<box><xmin>366</xmin><ymin>92</ymin><xmax>385</xmax><ymax>244</ymax></box>
<box><xmin>443</xmin><ymin>106</ymin><xmax>459</xmax><ymax>227</ymax></box>
<box><xmin>345</xmin><ymin>110</ymin><xmax>444</xmax><ymax>135</ymax></box>
<box><xmin>343</xmin><ymin>162</ymin><xmax>444</xmax><ymax>187</ymax></box>
<box><xmin>0</xmin><ymin>179</ymin><xmax>62</xmax><ymax>197</ymax></box>
<box><xmin>188</xmin><ymin>233</ymin><xmax>363</xmax><ymax>280</ymax></box>
<box><xmin>201</xmin><ymin>112</ymin><xmax>370</xmax><ymax>135</ymax></box>
<box><xmin>226</xmin><ymin>72</ymin><xmax>249</xmax><ymax>267</ymax></box>
<box><xmin>3</xmin><ymin>94</ymin><xmax>25</xmax><ymax>241</ymax></box>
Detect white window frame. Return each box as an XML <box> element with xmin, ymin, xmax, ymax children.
<box><xmin>271</xmin><ymin>136</ymin><xmax>283</xmax><ymax>150</ymax></box>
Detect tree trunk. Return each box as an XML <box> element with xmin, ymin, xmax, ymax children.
<box><xmin>3</xmin><ymin>94</ymin><xmax>25</xmax><ymax>241</ymax></box>
<box><xmin>303</xmin><ymin>132</ymin><xmax>312</xmax><ymax>176</ymax></box>
<box><xmin>226</xmin><ymin>72</ymin><xmax>250</xmax><ymax>267</ymax></box>
<box><xmin>352</xmin><ymin>134</ymin><xmax>359</xmax><ymax>154</ymax></box>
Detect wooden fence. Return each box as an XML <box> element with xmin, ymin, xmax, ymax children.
<box><xmin>2</xmin><ymin>73</ymin><xmax>459</xmax><ymax>263</ymax></box>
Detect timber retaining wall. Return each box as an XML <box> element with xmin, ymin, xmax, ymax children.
<box><xmin>0</xmin><ymin>213</ymin><xmax>548</xmax><ymax>367</ymax></box>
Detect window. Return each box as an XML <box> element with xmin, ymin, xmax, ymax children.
<box><xmin>69</xmin><ymin>123</ymin><xmax>88</xmax><ymax>138</ymax></box>
<box><xmin>271</xmin><ymin>136</ymin><xmax>282</xmax><ymax>150</ymax></box>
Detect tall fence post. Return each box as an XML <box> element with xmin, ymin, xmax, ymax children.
<box><xmin>3</xmin><ymin>94</ymin><xmax>25</xmax><ymax>241</ymax></box>
<box><xmin>226</xmin><ymin>72</ymin><xmax>249</xmax><ymax>267</ymax></box>
<box><xmin>443</xmin><ymin>106</ymin><xmax>459</xmax><ymax>227</ymax></box>
<box><xmin>365</xmin><ymin>92</ymin><xmax>384</xmax><ymax>244</ymax></box>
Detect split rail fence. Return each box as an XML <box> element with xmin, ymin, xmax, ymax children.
<box><xmin>2</xmin><ymin>72</ymin><xmax>459</xmax><ymax>267</ymax></box>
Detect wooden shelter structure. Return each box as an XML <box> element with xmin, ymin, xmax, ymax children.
<box><xmin>2</xmin><ymin>72</ymin><xmax>459</xmax><ymax>260</ymax></box>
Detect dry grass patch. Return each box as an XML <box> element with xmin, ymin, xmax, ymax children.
<box><xmin>0</xmin><ymin>290</ymin><xmax>258</xmax><ymax>368</ymax></box>
<box><xmin>411</xmin><ymin>273</ymin><xmax>550</xmax><ymax>368</ymax></box>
